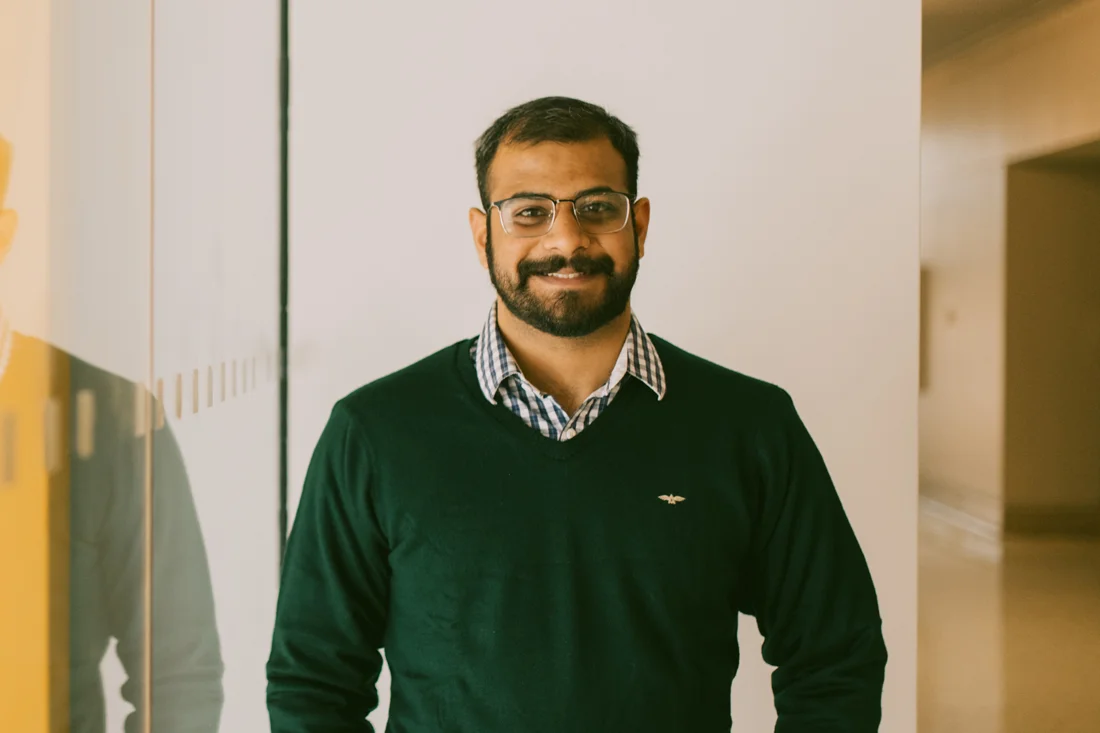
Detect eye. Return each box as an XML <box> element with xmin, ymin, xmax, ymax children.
<box><xmin>504</xmin><ymin>198</ymin><xmax>555</xmax><ymax>226</ymax></box>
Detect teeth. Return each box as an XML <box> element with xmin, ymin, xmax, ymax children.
<box><xmin>548</xmin><ymin>273</ymin><xmax>582</xmax><ymax>279</ymax></box>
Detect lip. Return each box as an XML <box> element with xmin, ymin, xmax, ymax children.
<box><xmin>532</xmin><ymin>272</ymin><xmax>602</xmax><ymax>287</ymax></box>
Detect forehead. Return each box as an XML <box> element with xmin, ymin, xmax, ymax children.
<box><xmin>488</xmin><ymin>137</ymin><xmax>628</xmax><ymax>200</ymax></box>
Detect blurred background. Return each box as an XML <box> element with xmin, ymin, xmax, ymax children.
<box><xmin>0</xmin><ymin>1</ymin><xmax>1095</xmax><ymax>732</ymax></box>
<box><xmin>921</xmin><ymin>2</ymin><xmax>1100</xmax><ymax>733</ymax></box>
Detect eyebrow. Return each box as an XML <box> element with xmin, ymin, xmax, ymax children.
<box><xmin>503</xmin><ymin>185</ymin><xmax>617</xmax><ymax>201</ymax></box>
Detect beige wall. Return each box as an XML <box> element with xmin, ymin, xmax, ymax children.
<box><xmin>1004</xmin><ymin>162</ymin><xmax>1100</xmax><ymax>531</ymax></box>
<box><xmin>920</xmin><ymin>0</ymin><xmax>1100</xmax><ymax>525</ymax></box>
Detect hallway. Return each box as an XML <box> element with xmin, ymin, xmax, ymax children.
<box><xmin>919</xmin><ymin>503</ymin><xmax>1100</xmax><ymax>732</ymax></box>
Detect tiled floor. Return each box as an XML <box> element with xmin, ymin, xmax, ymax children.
<box><xmin>919</xmin><ymin>502</ymin><xmax>1100</xmax><ymax>732</ymax></box>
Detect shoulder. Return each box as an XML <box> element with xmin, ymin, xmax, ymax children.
<box><xmin>332</xmin><ymin>340</ymin><xmax>467</xmax><ymax>428</ymax></box>
<box><xmin>67</xmin><ymin>349</ymin><xmax>134</xmax><ymax>398</ymax></box>
<box><xmin>649</xmin><ymin>336</ymin><xmax>818</xmax><ymax>482</ymax></box>
<box><xmin>63</xmin><ymin>349</ymin><xmax>181</xmax><ymax>459</ymax></box>
<box><xmin>8</xmin><ymin>335</ymin><xmax>143</xmax><ymax>436</ymax></box>
<box><xmin>649</xmin><ymin>334</ymin><xmax>795</xmax><ymax>420</ymax></box>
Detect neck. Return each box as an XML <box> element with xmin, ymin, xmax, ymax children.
<box><xmin>495</xmin><ymin>300</ymin><xmax>632</xmax><ymax>415</ymax></box>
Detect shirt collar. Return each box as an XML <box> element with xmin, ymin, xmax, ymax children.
<box><xmin>473</xmin><ymin>301</ymin><xmax>667</xmax><ymax>405</ymax></box>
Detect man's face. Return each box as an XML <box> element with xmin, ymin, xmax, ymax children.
<box><xmin>470</xmin><ymin>137</ymin><xmax>650</xmax><ymax>339</ymax></box>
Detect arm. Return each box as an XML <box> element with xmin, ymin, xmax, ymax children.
<box><xmin>267</xmin><ymin>403</ymin><xmax>389</xmax><ymax>732</ymax></box>
<box><xmin>97</xmin><ymin>384</ymin><xmax>224</xmax><ymax>733</ymax></box>
<box><xmin>738</xmin><ymin>389</ymin><xmax>888</xmax><ymax>732</ymax></box>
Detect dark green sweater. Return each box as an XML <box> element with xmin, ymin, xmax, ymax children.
<box><xmin>267</xmin><ymin>335</ymin><xmax>887</xmax><ymax>732</ymax></box>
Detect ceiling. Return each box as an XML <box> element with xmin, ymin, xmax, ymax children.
<box><xmin>923</xmin><ymin>0</ymin><xmax>1086</xmax><ymax>63</ymax></box>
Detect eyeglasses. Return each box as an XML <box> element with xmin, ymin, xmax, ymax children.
<box><xmin>489</xmin><ymin>191</ymin><xmax>634</xmax><ymax>238</ymax></box>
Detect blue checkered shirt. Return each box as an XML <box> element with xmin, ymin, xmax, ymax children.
<box><xmin>471</xmin><ymin>302</ymin><xmax>666</xmax><ymax>441</ymax></box>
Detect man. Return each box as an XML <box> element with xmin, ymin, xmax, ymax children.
<box><xmin>267</xmin><ymin>97</ymin><xmax>887</xmax><ymax>732</ymax></box>
<box><xmin>0</xmin><ymin>135</ymin><xmax>224</xmax><ymax>733</ymax></box>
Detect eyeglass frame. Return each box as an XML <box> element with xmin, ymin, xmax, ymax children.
<box><xmin>487</xmin><ymin>188</ymin><xmax>636</xmax><ymax>238</ymax></box>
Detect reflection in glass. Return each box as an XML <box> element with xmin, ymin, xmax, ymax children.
<box><xmin>1</xmin><ymin>134</ymin><xmax>224</xmax><ymax>733</ymax></box>
<box><xmin>69</xmin><ymin>365</ymin><xmax>225</xmax><ymax>733</ymax></box>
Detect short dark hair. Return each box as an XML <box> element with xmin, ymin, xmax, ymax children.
<box><xmin>474</xmin><ymin>96</ymin><xmax>640</xmax><ymax>210</ymax></box>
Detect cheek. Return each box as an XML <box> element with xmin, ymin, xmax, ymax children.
<box><xmin>604</xmin><ymin>238</ymin><xmax>638</xmax><ymax>270</ymax></box>
<box><xmin>492</xmin><ymin>250</ymin><xmax>526</xmax><ymax>280</ymax></box>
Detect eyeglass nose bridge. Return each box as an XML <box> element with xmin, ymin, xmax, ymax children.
<box><xmin>544</xmin><ymin>197</ymin><xmax>584</xmax><ymax>235</ymax></box>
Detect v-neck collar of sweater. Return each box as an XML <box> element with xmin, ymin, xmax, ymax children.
<box><xmin>455</xmin><ymin>336</ymin><xmax>655</xmax><ymax>461</ymax></box>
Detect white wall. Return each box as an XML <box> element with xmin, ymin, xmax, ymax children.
<box><xmin>289</xmin><ymin>1</ymin><xmax>920</xmax><ymax>730</ymax></box>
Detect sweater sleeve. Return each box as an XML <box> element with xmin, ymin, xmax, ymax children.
<box><xmin>738</xmin><ymin>389</ymin><xmax>888</xmax><ymax>732</ymax></box>
<box><xmin>267</xmin><ymin>403</ymin><xmax>390</xmax><ymax>732</ymax></box>
<box><xmin>97</xmin><ymin>384</ymin><xmax>224</xmax><ymax>733</ymax></box>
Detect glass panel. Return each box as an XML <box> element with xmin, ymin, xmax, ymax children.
<box><xmin>1</xmin><ymin>2</ymin><xmax>156</xmax><ymax>732</ymax></box>
<box><xmin>2</xmin><ymin>2</ymin><xmax>281</xmax><ymax>730</ymax></box>
<box><xmin>151</xmin><ymin>1</ymin><xmax>282</xmax><ymax>730</ymax></box>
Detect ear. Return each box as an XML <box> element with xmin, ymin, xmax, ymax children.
<box><xmin>469</xmin><ymin>207</ymin><xmax>489</xmax><ymax>270</ymax></box>
<box><xmin>632</xmin><ymin>197</ymin><xmax>651</xmax><ymax>259</ymax></box>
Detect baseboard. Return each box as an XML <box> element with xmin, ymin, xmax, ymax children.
<box><xmin>919</xmin><ymin>475</ymin><xmax>1003</xmax><ymax>529</ymax></box>
<box><xmin>920</xmin><ymin>474</ymin><xmax>1100</xmax><ymax>537</ymax></box>
<box><xmin>1003</xmin><ymin>504</ymin><xmax>1100</xmax><ymax>537</ymax></box>
<box><xmin>919</xmin><ymin>495</ymin><xmax>1002</xmax><ymax>547</ymax></box>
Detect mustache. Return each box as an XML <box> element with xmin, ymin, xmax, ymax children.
<box><xmin>517</xmin><ymin>252</ymin><xmax>616</xmax><ymax>281</ymax></box>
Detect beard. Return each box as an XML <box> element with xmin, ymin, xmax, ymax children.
<box><xmin>486</xmin><ymin>226</ymin><xmax>640</xmax><ymax>339</ymax></box>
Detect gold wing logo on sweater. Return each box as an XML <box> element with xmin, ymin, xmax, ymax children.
<box><xmin>658</xmin><ymin>495</ymin><xmax>685</xmax><ymax>505</ymax></box>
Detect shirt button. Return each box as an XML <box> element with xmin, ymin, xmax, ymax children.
<box><xmin>562</xmin><ymin>428</ymin><xmax>576</xmax><ymax>440</ymax></box>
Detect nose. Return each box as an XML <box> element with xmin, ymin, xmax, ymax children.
<box><xmin>540</xmin><ymin>200</ymin><xmax>588</xmax><ymax>256</ymax></box>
